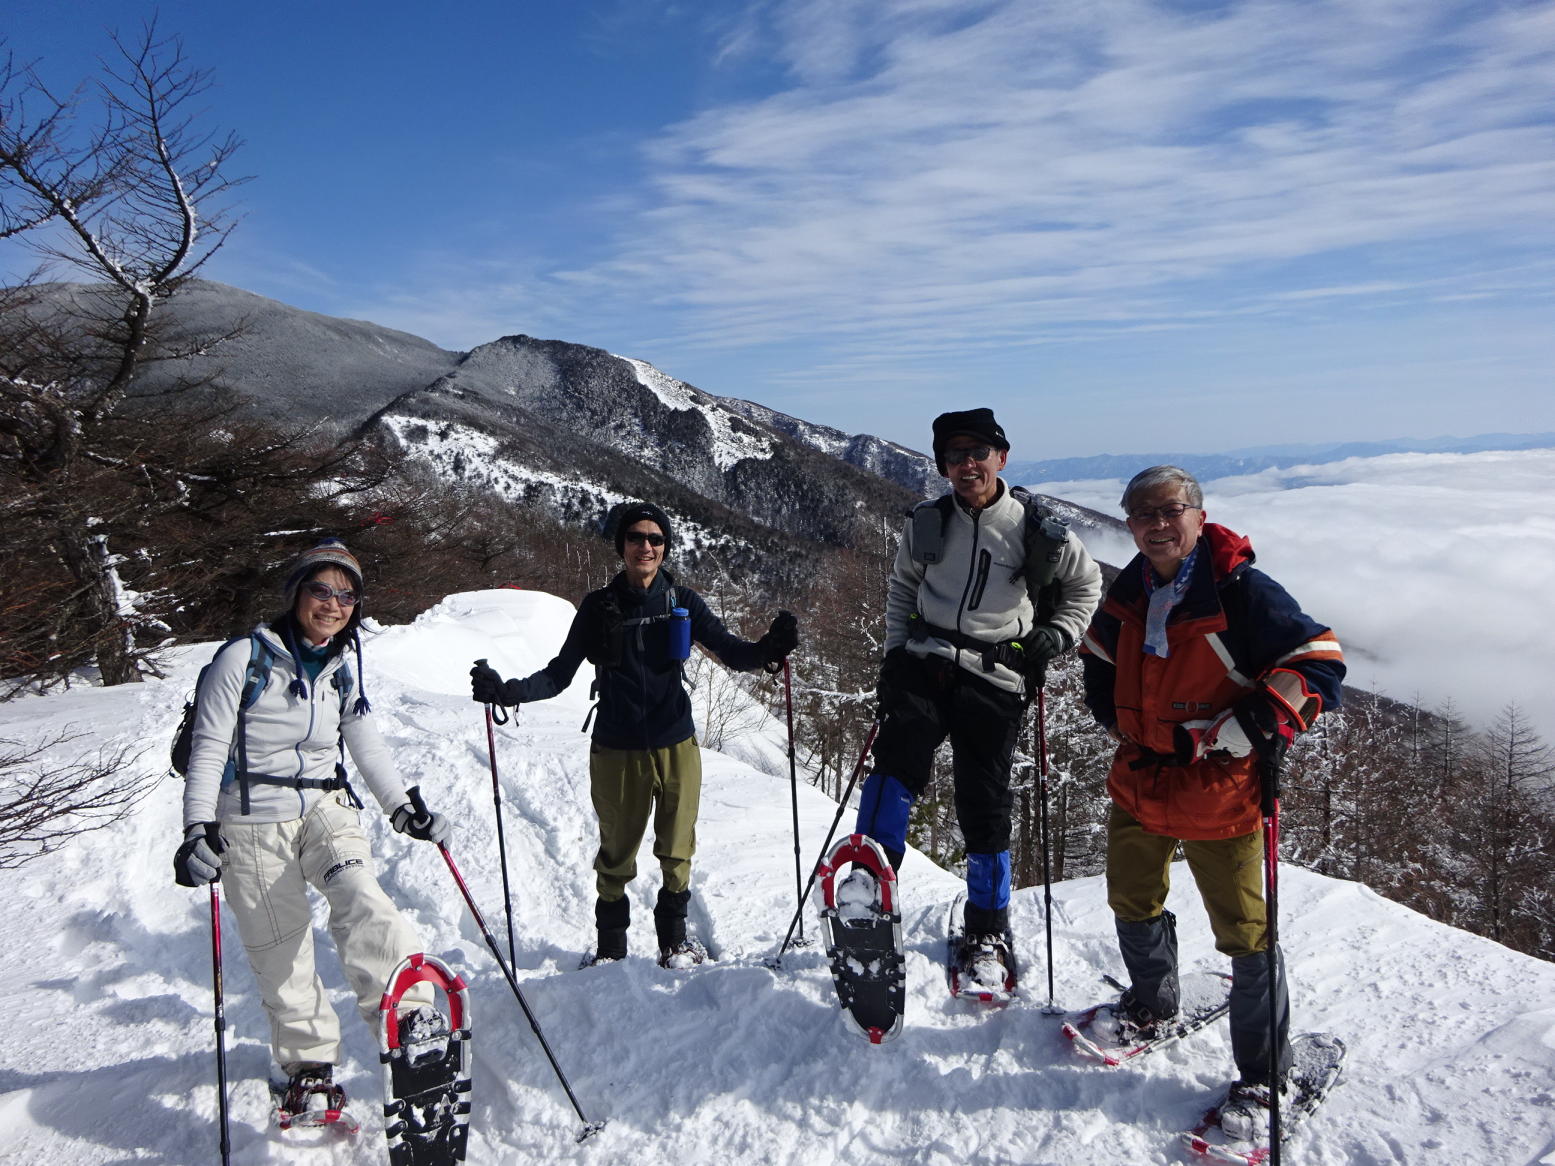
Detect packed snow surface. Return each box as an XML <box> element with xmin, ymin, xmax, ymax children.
<box><xmin>4</xmin><ymin>589</ymin><xmax>1555</xmax><ymax>1164</ymax></box>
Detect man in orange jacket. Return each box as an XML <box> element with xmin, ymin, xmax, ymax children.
<box><xmin>1081</xmin><ymin>465</ymin><xmax>1344</xmax><ymax>1139</ymax></box>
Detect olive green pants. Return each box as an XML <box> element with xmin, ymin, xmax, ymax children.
<box><xmin>1106</xmin><ymin>804</ymin><xmax>1268</xmax><ymax>958</ymax></box>
<box><xmin>589</xmin><ymin>736</ymin><xmax>701</xmax><ymax>901</ymax></box>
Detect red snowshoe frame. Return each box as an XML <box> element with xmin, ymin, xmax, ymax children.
<box><xmin>818</xmin><ymin>832</ymin><xmax>898</xmax><ymax>915</ymax></box>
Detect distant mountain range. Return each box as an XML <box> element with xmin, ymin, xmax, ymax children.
<box><xmin>99</xmin><ymin>281</ymin><xmax>1121</xmax><ymax>584</ymax></box>
<box><xmin>1007</xmin><ymin>432</ymin><xmax>1555</xmax><ymax>488</ymax></box>
<box><xmin>80</xmin><ymin>278</ymin><xmax>1545</xmax><ymax>579</ymax></box>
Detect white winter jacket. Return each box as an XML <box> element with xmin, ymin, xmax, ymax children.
<box><xmin>182</xmin><ymin>624</ymin><xmax>409</xmax><ymax>827</ymax></box>
<box><xmin>885</xmin><ymin>481</ymin><xmax>1103</xmax><ymax>694</ymax></box>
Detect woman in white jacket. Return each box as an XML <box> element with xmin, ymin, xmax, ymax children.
<box><xmin>173</xmin><ymin>539</ymin><xmax>448</xmax><ymax>1120</ymax></box>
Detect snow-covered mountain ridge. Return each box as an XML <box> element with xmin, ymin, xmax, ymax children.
<box><xmin>4</xmin><ymin>590</ymin><xmax>1553</xmax><ymax>1164</ymax></box>
<box><xmin>106</xmin><ymin>280</ymin><xmax>987</xmax><ymax>559</ymax></box>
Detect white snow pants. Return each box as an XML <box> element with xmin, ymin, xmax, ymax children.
<box><xmin>221</xmin><ymin>791</ymin><xmax>428</xmax><ymax>1068</ymax></box>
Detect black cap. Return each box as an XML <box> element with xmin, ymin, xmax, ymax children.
<box><xmin>932</xmin><ymin>408</ymin><xmax>1009</xmax><ymax>475</ymax></box>
<box><xmin>611</xmin><ymin>501</ymin><xmax>673</xmax><ymax>557</ymax></box>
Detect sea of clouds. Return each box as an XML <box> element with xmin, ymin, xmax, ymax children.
<box><xmin>1032</xmin><ymin>449</ymin><xmax>1555</xmax><ymax>744</ymax></box>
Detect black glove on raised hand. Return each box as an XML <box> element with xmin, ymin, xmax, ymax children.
<box><xmin>470</xmin><ymin>661</ymin><xmax>524</xmax><ymax>706</ymax></box>
<box><xmin>391</xmin><ymin>801</ymin><xmax>450</xmax><ymax>846</ymax></box>
<box><xmin>875</xmin><ymin>646</ymin><xmax>912</xmax><ymax>718</ymax></box>
<box><xmin>470</xmin><ymin>660</ymin><xmax>504</xmax><ymax>704</ymax></box>
<box><xmin>174</xmin><ymin>822</ymin><xmax>227</xmax><ymax>887</ymax></box>
<box><xmin>760</xmin><ymin>610</ymin><xmax>799</xmax><ymax>664</ymax></box>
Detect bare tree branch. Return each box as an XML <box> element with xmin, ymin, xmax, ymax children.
<box><xmin>0</xmin><ymin>729</ymin><xmax>156</xmax><ymax>870</ymax></box>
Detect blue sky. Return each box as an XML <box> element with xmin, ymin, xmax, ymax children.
<box><xmin>7</xmin><ymin>0</ymin><xmax>1555</xmax><ymax>456</ymax></box>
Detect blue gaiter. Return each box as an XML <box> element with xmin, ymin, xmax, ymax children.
<box><xmin>855</xmin><ymin>772</ymin><xmax>914</xmax><ymax>859</ymax></box>
<box><xmin>967</xmin><ymin>851</ymin><xmax>1012</xmax><ymax>911</ymax></box>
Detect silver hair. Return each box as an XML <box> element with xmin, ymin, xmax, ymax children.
<box><xmin>1121</xmin><ymin>465</ymin><xmax>1203</xmax><ymax>514</ymax></box>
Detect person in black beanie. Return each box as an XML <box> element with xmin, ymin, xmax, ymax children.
<box><xmin>470</xmin><ymin>501</ymin><xmax>800</xmax><ymax>967</ymax></box>
<box><xmin>844</xmin><ymin>407</ymin><xmax>1102</xmax><ymax>1001</ymax></box>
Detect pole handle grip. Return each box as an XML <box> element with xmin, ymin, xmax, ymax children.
<box><xmin>476</xmin><ymin>659</ymin><xmax>510</xmax><ymax>724</ymax></box>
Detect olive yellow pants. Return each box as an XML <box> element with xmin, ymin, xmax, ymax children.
<box><xmin>589</xmin><ymin>736</ymin><xmax>701</xmax><ymax>901</ymax></box>
<box><xmin>1106</xmin><ymin>804</ymin><xmax>1268</xmax><ymax>958</ymax></box>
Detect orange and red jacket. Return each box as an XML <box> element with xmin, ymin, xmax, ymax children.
<box><xmin>1080</xmin><ymin>524</ymin><xmax>1345</xmax><ymax>840</ymax></box>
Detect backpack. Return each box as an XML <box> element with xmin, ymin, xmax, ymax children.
<box><xmin>169</xmin><ymin>635</ymin><xmax>275</xmax><ymax>778</ymax></box>
<box><xmin>582</xmin><ymin>582</ymin><xmax>685</xmax><ymax>733</ymax></box>
<box><xmin>170</xmin><ymin>633</ymin><xmax>357</xmax><ymax>813</ymax></box>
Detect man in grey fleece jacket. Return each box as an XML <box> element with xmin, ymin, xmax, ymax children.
<box><xmin>852</xmin><ymin>408</ymin><xmax>1102</xmax><ymax>988</ymax></box>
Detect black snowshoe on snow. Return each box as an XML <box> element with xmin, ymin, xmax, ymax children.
<box><xmin>379</xmin><ymin>952</ymin><xmax>472</xmax><ymax>1165</ymax></box>
<box><xmin>946</xmin><ymin>892</ymin><xmax>1017</xmax><ymax>1005</ymax></box>
<box><xmin>818</xmin><ymin>833</ymin><xmax>906</xmax><ymax>1044</ymax></box>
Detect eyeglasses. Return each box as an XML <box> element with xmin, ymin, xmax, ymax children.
<box><xmin>302</xmin><ymin>581</ymin><xmax>360</xmax><ymax>606</ymax></box>
<box><xmin>1127</xmin><ymin>503</ymin><xmax>1199</xmax><ymax>524</ymax></box>
<box><xmin>625</xmin><ymin>531</ymin><xmax>665</xmax><ymax>547</ymax></box>
<box><xmin>944</xmin><ymin>445</ymin><xmax>995</xmax><ymax>465</ymax></box>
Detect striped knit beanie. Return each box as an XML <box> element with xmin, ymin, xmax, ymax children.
<box><xmin>280</xmin><ymin>539</ymin><xmax>370</xmax><ymax>711</ymax></box>
<box><xmin>282</xmin><ymin>539</ymin><xmax>364</xmax><ymax>612</ymax></box>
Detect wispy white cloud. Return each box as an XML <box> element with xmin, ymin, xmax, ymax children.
<box><xmin>565</xmin><ymin>0</ymin><xmax>1555</xmax><ymax>354</ymax></box>
<box><xmin>1034</xmin><ymin>448</ymin><xmax>1555</xmax><ymax>743</ymax></box>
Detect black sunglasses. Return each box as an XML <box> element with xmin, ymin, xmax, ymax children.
<box><xmin>625</xmin><ymin>531</ymin><xmax>665</xmax><ymax>547</ymax></box>
<box><xmin>944</xmin><ymin>445</ymin><xmax>995</xmax><ymax>465</ymax></box>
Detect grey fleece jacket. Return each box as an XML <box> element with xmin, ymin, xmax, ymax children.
<box><xmin>182</xmin><ymin>624</ymin><xmax>409</xmax><ymax>827</ymax></box>
<box><xmin>885</xmin><ymin>481</ymin><xmax>1103</xmax><ymax>694</ymax></box>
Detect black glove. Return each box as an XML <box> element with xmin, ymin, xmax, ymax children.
<box><xmin>1233</xmin><ymin>692</ymin><xmax>1295</xmax><ymax>763</ymax></box>
<box><xmin>584</xmin><ymin>590</ymin><xmax>624</xmax><ymax>668</ymax></box>
<box><xmin>759</xmin><ymin>610</ymin><xmax>799</xmax><ymax>664</ymax></box>
<box><xmin>470</xmin><ymin>661</ymin><xmax>519</xmax><ymax>706</ymax></box>
<box><xmin>1019</xmin><ymin>624</ymin><xmax>1070</xmax><ymax>685</ymax></box>
<box><xmin>875</xmin><ymin>647</ymin><xmax>912</xmax><ymax>717</ymax></box>
<box><xmin>174</xmin><ymin>822</ymin><xmax>227</xmax><ymax>887</ymax></box>
<box><xmin>391</xmin><ymin>801</ymin><xmax>450</xmax><ymax>846</ymax></box>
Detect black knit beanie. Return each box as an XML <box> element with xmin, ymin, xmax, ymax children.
<box><xmin>932</xmin><ymin>408</ymin><xmax>1010</xmax><ymax>475</ymax></box>
<box><xmin>612</xmin><ymin>501</ymin><xmax>673</xmax><ymax>558</ymax></box>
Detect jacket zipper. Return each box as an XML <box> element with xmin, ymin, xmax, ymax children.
<box><xmin>953</xmin><ymin>509</ymin><xmax>984</xmax><ymax>667</ymax></box>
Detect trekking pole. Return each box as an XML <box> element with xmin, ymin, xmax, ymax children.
<box><xmin>408</xmin><ymin>787</ymin><xmax>605</xmax><ymax>1142</ymax></box>
<box><xmin>771</xmin><ymin>719</ymin><xmax>879</xmax><ymax>965</ymax></box>
<box><xmin>205</xmin><ymin>847</ymin><xmax>232</xmax><ymax>1166</ymax></box>
<box><xmin>475</xmin><ymin>659</ymin><xmax>518</xmax><ymax>972</ymax></box>
<box><xmin>1260</xmin><ymin>753</ymin><xmax>1284</xmax><ymax>1165</ymax></box>
<box><xmin>782</xmin><ymin>659</ymin><xmax>805</xmax><ymax>946</ymax></box>
<box><xmin>1035</xmin><ymin>686</ymin><xmax>1060</xmax><ymax>1014</ymax></box>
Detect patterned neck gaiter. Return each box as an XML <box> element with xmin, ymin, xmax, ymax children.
<box><xmin>1142</xmin><ymin>543</ymin><xmax>1201</xmax><ymax>658</ymax></box>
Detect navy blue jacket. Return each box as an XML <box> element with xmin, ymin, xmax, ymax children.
<box><xmin>511</xmin><ymin>570</ymin><xmax>769</xmax><ymax>750</ymax></box>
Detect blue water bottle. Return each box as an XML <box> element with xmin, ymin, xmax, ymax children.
<box><xmin>669</xmin><ymin>606</ymin><xmax>691</xmax><ymax>661</ymax></box>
